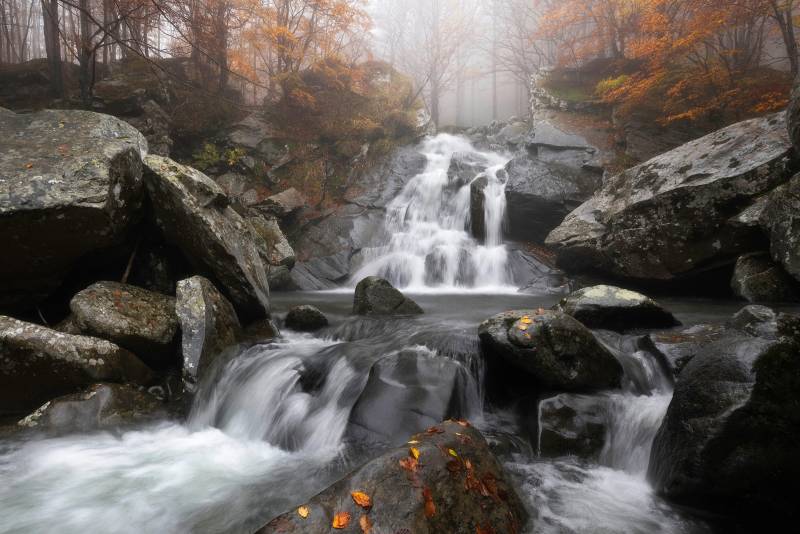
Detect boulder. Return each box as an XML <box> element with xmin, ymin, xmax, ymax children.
<box><xmin>0</xmin><ymin>109</ymin><xmax>147</xmax><ymax>312</ymax></box>
<box><xmin>538</xmin><ymin>393</ymin><xmax>606</xmax><ymax>459</ymax></box>
<box><xmin>0</xmin><ymin>316</ymin><xmax>154</xmax><ymax>416</ymax></box>
<box><xmin>478</xmin><ymin>309</ymin><xmax>623</xmax><ymax>391</ymax></box>
<box><xmin>69</xmin><ymin>281</ymin><xmax>179</xmax><ymax>368</ymax></box>
<box><xmin>546</xmin><ymin>113</ymin><xmax>793</xmax><ymax>286</ymax></box>
<box><xmin>175</xmin><ymin>276</ymin><xmax>242</xmax><ymax>393</ymax></box>
<box><xmin>347</xmin><ymin>350</ymin><xmax>475</xmax><ymax>446</ymax></box>
<box><xmin>556</xmin><ymin>285</ymin><xmax>680</xmax><ymax>331</ymax></box>
<box><xmin>267</xmin><ymin>265</ymin><xmax>296</xmax><ymax>291</ymax></box>
<box><xmin>284</xmin><ymin>305</ymin><xmax>328</xmax><ymax>332</ymax></box>
<box><xmin>353</xmin><ymin>277</ymin><xmax>423</xmax><ymax>316</ymax></box>
<box><xmin>728</xmin><ymin>305</ymin><xmax>778</xmax><ymax>340</ymax></box>
<box><xmin>502</xmin><ymin>155</ymin><xmax>593</xmax><ymax>243</ymax></box>
<box><xmin>760</xmin><ymin>173</ymin><xmax>800</xmax><ymax>283</ymax></box>
<box><xmin>506</xmin><ymin>245</ymin><xmax>570</xmax><ymax>295</ymax></box>
<box><xmin>251</xmin><ymin>187</ymin><xmax>306</xmax><ymax>218</ymax></box>
<box><xmin>469</xmin><ymin>175</ymin><xmax>488</xmax><ymax>241</ymax></box>
<box><xmin>256</xmin><ymin>420</ymin><xmax>527</xmax><ymax>534</ymax></box>
<box><xmin>646</xmin><ymin>324</ymin><xmax>727</xmax><ymax>377</ymax></box>
<box><xmin>731</xmin><ymin>253</ymin><xmax>799</xmax><ymax>302</ymax></box>
<box><xmin>449</xmin><ymin>151</ymin><xmax>486</xmax><ymax>191</ymax></box>
<box><xmin>143</xmin><ymin>155</ymin><xmax>271</xmax><ymax>319</ymax></box>
<box><xmin>247</xmin><ymin>215</ymin><xmax>296</xmax><ymax>268</ymax></box>
<box><xmin>648</xmin><ymin>331</ymin><xmax>800</xmax><ymax>523</ymax></box>
<box><xmin>219</xmin><ymin>114</ymin><xmax>286</xmax><ymax>167</ymax></box>
<box><xmin>16</xmin><ymin>383</ymin><xmax>162</xmax><ymax>434</ymax></box>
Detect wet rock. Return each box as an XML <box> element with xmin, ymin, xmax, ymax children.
<box><xmin>69</xmin><ymin>281</ymin><xmax>179</xmax><ymax>368</ymax></box>
<box><xmin>284</xmin><ymin>305</ymin><xmax>328</xmax><ymax>332</ymax></box>
<box><xmin>731</xmin><ymin>253</ymin><xmax>799</xmax><ymax>302</ymax></box>
<box><xmin>556</xmin><ymin>285</ymin><xmax>680</xmax><ymax>331</ymax></box>
<box><xmin>646</xmin><ymin>324</ymin><xmax>727</xmax><ymax>377</ymax></box>
<box><xmin>506</xmin><ymin>246</ymin><xmax>570</xmax><ymax>295</ymax></box>
<box><xmin>353</xmin><ymin>277</ymin><xmax>423</xmax><ymax>316</ymax></box>
<box><xmin>247</xmin><ymin>215</ymin><xmax>295</xmax><ymax>268</ymax></box>
<box><xmin>538</xmin><ymin>393</ymin><xmax>606</xmax><ymax>458</ymax></box>
<box><xmin>175</xmin><ymin>276</ymin><xmax>242</xmax><ymax>393</ymax></box>
<box><xmin>448</xmin><ymin>151</ymin><xmax>486</xmax><ymax>194</ymax></box>
<box><xmin>257</xmin><ymin>420</ymin><xmax>527</xmax><ymax>534</ymax></box>
<box><xmin>16</xmin><ymin>383</ymin><xmax>162</xmax><ymax>434</ymax></box>
<box><xmin>648</xmin><ymin>331</ymin><xmax>800</xmax><ymax>524</ymax></box>
<box><xmin>347</xmin><ymin>350</ymin><xmax>475</xmax><ymax>446</ymax></box>
<box><xmin>728</xmin><ymin>305</ymin><xmax>778</xmax><ymax>340</ymax></box>
<box><xmin>0</xmin><ymin>109</ymin><xmax>147</xmax><ymax>312</ymax></box>
<box><xmin>469</xmin><ymin>175</ymin><xmax>488</xmax><ymax>241</ymax></box>
<box><xmin>546</xmin><ymin>113</ymin><xmax>793</xmax><ymax>286</ymax></box>
<box><xmin>143</xmin><ymin>155</ymin><xmax>271</xmax><ymax>319</ymax></box>
<box><xmin>478</xmin><ymin>309</ymin><xmax>623</xmax><ymax>391</ymax></box>
<box><xmin>251</xmin><ymin>187</ymin><xmax>306</xmax><ymax>218</ymax></box>
<box><xmin>267</xmin><ymin>265</ymin><xmax>295</xmax><ymax>291</ymax></box>
<box><xmin>761</xmin><ymin>172</ymin><xmax>800</xmax><ymax>284</ymax></box>
<box><xmin>503</xmin><ymin>155</ymin><xmax>594</xmax><ymax>243</ymax></box>
<box><xmin>788</xmin><ymin>75</ymin><xmax>800</xmax><ymax>152</ymax></box>
<box><xmin>0</xmin><ymin>316</ymin><xmax>154</xmax><ymax>416</ymax></box>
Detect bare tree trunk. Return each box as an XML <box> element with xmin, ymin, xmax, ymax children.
<box><xmin>41</xmin><ymin>0</ymin><xmax>62</xmax><ymax>97</ymax></box>
<box><xmin>78</xmin><ymin>0</ymin><xmax>92</xmax><ymax>107</ymax></box>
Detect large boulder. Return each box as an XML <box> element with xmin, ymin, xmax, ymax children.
<box><xmin>69</xmin><ymin>281</ymin><xmax>179</xmax><ymax>368</ymax></box>
<box><xmin>353</xmin><ymin>277</ymin><xmax>423</xmax><ymax>316</ymax></box>
<box><xmin>0</xmin><ymin>109</ymin><xmax>147</xmax><ymax>312</ymax></box>
<box><xmin>143</xmin><ymin>155</ymin><xmax>271</xmax><ymax>319</ymax></box>
<box><xmin>546</xmin><ymin>113</ymin><xmax>793</xmax><ymax>286</ymax></box>
<box><xmin>537</xmin><ymin>393</ymin><xmax>606</xmax><ymax>459</ymax></box>
<box><xmin>731</xmin><ymin>253</ymin><xmax>799</xmax><ymax>302</ymax></box>
<box><xmin>16</xmin><ymin>383</ymin><xmax>162</xmax><ymax>434</ymax></box>
<box><xmin>478</xmin><ymin>309</ymin><xmax>623</xmax><ymax>391</ymax></box>
<box><xmin>556</xmin><ymin>285</ymin><xmax>680</xmax><ymax>331</ymax></box>
<box><xmin>760</xmin><ymin>172</ymin><xmax>800</xmax><ymax>283</ymax></box>
<box><xmin>257</xmin><ymin>420</ymin><xmax>527</xmax><ymax>534</ymax></box>
<box><xmin>648</xmin><ymin>329</ymin><xmax>800</xmax><ymax>523</ymax></box>
<box><xmin>175</xmin><ymin>276</ymin><xmax>242</xmax><ymax>393</ymax></box>
<box><xmin>247</xmin><ymin>215</ymin><xmax>296</xmax><ymax>268</ymax></box>
<box><xmin>284</xmin><ymin>305</ymin><xmax>328</xmax><ymax>332</ymax></box>
<box><xmin>0</xmin><ymin>316</ymin><xmax>154</xmax><ymax>416</ymax></box>
<box><xmin>728</xmin><ymin>305</ymin><xmax>779</xmax><ymax>339</ymax></box>
<box><xmin>347</xmin><ymin>350</ymin><xmax>475</xmax><ymax>446</ymax></box>
<box><xmin>646</xmin><ymin>324</ymin><xmax>727</xmax><ymax>377</ymax></box>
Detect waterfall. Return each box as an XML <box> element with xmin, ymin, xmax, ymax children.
<box><xmin>350</xmin><ymin>134</ymin><xmax>514</xmax><ymax>291</ymax></box>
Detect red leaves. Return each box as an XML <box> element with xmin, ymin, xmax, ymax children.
<box><xmin>422</xmin><ymin>486</ymin><xmax>436</xmax><ymax>518</ymax></box>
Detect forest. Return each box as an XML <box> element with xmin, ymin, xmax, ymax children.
<box><xmin>1</xmin><ymin>1</ymin><xmax>799</xmax><ymax>534</ymax></box>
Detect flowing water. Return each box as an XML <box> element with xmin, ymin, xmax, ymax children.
<box><xmin>0</xmin><ymin>134</ymin><xmax>723</xmax><ymax>533</ymax></box>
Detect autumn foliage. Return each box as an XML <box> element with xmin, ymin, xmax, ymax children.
<box><xmin>537</xmin><ymin>0</ymin><xmax>795</xmax><ymax>126</ymax></box>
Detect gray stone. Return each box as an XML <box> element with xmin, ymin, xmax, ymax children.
<box><xmin>538</xmin><ymin>393</ymin><xmax>606</xmax><ymax>458</ymax></box>
<box><xmin>284</xmin><ymin>305</ymin><xmax>328</xmax><ymax>332</ymax></box>
<box><xmin>728</xmin><ymin>305</ymin><xmax>778</xmax><ymax>340</ymax></box>
<box><xmin>731</xmin><ymin>253</ymin><xmax>799</xmax><ymax>302</ymax></box>
<box><xmin>0</xmin><ymin>316</ymin><xmax>154</xmax><ymax>416</ymax></box>
<box><xmin>761</xmin><ymin>173</ymin><xmax>800</xmax><ymax>284</ymax></box>
<box><xmin>547</xmin><ymin>113</ymin><xmax>793</xmax><ymax>284</ymax></box>
<box><xmin>257</xmin><ymin>421</ymin><xmax>527</xmax><ymax>534</ymax></box>
<box><xmin>16</xmin><ymin>383</ymin><xmax>162</xmax><ymax>434</ymax></box>
<box><xmin>556</xmin><ymin>285</ymin><xmax>680</xmax><ymax>331</ymax></box>
<box><xmin>478</xmin><ymin>309</ymin><xmax>623</xmax><ymax>391</ymax></box>
<box><xmin>0</xmin><ymin>109</ymin><xmax>147</xmax><ymax>311</ymax></box>
<box><xmin>247</xmin><ymin>215</ymin><xmax>295</xmax><ymax>268</ymax></box>
<box><xmin>69</xmin><ymin>281</ymin><xmax>179</xmax><ymax>368</ymax></box>
<box><xmin>353</xmin><ymin>277</ymin><xmax>423</xmax><ymax>316</ymax></box>
<box><xmin>175</xmin><ymin>276</ymin><xmax>242</xmax><ymax>393</ymax></box>
<box><xmin>143</xmin><ymin>155</ymin><xmax>270</xmax><ymax>319</ymax></box>
<box><xmin>251</xmin><ymin>187</ymin><xmax>306</xmax><ymax>217</ymax></box>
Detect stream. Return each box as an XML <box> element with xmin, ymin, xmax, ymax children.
<box><xmin>0</xmin><ymin>134</ymin><xmax>733</xmax><ymax>533</ymax></box>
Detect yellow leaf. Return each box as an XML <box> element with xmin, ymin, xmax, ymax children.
<box><xmin>410</xmin><ymin>447</ymin><xmax>420</xmax><ymax>460</ymax></box>
<box><xmin>448</xmin><ymin>448</ymin><xmax>459</xmax><ymax>458</ymax></box>
<box><xmin>297</xmin><ymin>505</ymin><xmax>309</xmax><ymax>518</ymax></box>
<box><xmin>332</xmin><ymin>511</ymin><xmax>351</xmax><ymax>529</ymax></box>
<box><xmin>518</xmin><ymin>325</ymin><xmax>528</xmax><ymax>331</ymax></box>
<box><xmin>351</xmin><ymin>491</ymin><xmax>372</xmax><ymax>509</ymax></box>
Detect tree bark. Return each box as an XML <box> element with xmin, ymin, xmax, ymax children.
<box><xmin>41</xmin><ymin>0</ymin><xmax>63</xmax><ymax>98</ymax></box>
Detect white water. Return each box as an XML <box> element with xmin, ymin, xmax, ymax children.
<box><xmin>351</xmin><ymin>134</ymin><xmax>515</xmax><ymax>291</ymax></box>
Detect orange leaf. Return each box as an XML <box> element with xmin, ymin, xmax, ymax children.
<box><xmin>297</xmin><ymin>505</ymin><xmax>309</xmax><ymax>518</ymax></box>
<box><xmin>351</xmin><ymin>491</ymin><xmax>372</xmax><ymax>509</ymax></box>
<box><xmin>25</xmin><ymin>163</ymin><xmax>33</xmax><ymax>169</ymax></box>
<box><xmin>332</xmin><ymin>511</ymin><xmax>350</xmax><ymax>529</ymax></box>
<box><xmin>423</xmin><ymin>487</ymin><xmax>436</xmax><ymax>518</ymax></box>
<box><xmin>359</xmin><ymin>515</ymin><xmax>372</xmax><ymax>534</ymax></box>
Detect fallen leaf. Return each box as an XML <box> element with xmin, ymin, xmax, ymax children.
<box><xmin>297</xmin><ymin>505</ymin><xmax>309</xmax><ymax>519</ymax></box>
<box><xmin>351</xmin><ymin>491</ymin><xmax>372</xmax><ymax>510</ymax></box>
<box><xmin>518</xmin><ymin>324</ymin><xmax>528</xmax><ymax>331</ymax></box>
<box><xmin>359</xmin><ymin>514</ymin><xmax>372</xmax><ymax>534</ymax></box>
<box><xmin>422</xmin><ymin>487</ymin><xmax>436</xmax><ymax>518</ymax></box>
<box><xmin>521</xmin><ymin>317</ymin><xmax>532</xmax><ymax>324</ymax></box>
<box><xmin>410</xmin><ymin>447</ymin><xmax>420</xmax><ymax>460</ymax></box>
<box><xmin>476</xmin><ymin>525</ymin><xmax>495</xmax><ymax>534</ymax></box>
<box><xmin>332</xmin><ymin>511</ymin><xmax>351</xmax><ymax>529</ymax></box>
<box><xmin>407</xmin><ymin>439</ymin><xmax>420</xmax><ymax>444</ymax></box>
<box><xmin>25</xmin><ymin>163</ymin><xmax>33</xmax><ymax>169</ymax></box>
<box><xmin>465</xmin><ymin>459</ymin><xmax>473</xmax><ymax>470</ymax></box>
<box><xmin>448</xmin><ymin>448</ymin><xmax>459</xmax><ymax>458</ymax></box>
<box><xmin>426</xmin><ymin>426</ymin><xmax>444</xmax><ymax>434</ymax></box>
<box><xmin>399</xmin><ymin>456</ymin><xmax>418</xmax><ymax>472</ymax></box>
<box><xmin>456</xmin><ymin>420</ymin><xmax>471</xmax><ymax>427</ymax></box>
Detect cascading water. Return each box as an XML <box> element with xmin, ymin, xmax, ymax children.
<box><xmin>351</xmin><ymin>134</ymin><xmax>515</xmax><ymax>291</ymax></box>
